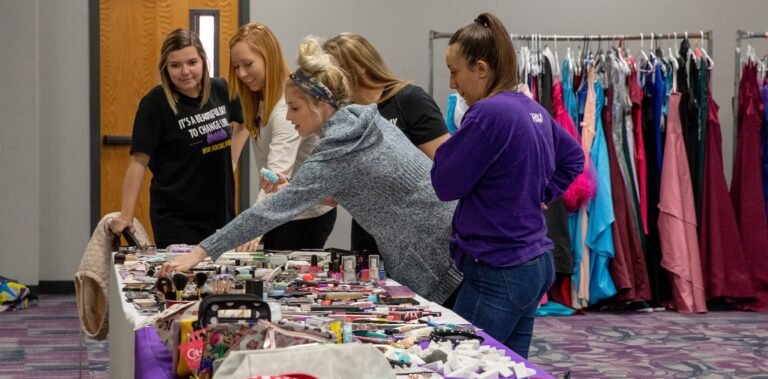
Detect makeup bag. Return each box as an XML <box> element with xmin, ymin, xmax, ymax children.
<box><xmin>214</xmin><ymin>343</ymin><xmax>395</xmax><ymax>379</ymax></box>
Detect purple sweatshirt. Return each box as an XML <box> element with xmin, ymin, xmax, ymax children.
<box><xmin>432</xmin><ymin>91</ymin><xmax>584</xmax><ymax>268</ymax></box>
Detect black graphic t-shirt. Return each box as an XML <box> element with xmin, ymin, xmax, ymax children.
<box><xmin>376</xmin><ymin>84</ymin><xmax>448</xmax><ymax>146</ymax></box>
<box><xmin>131</xmin><ymin>78</ymin><xmax>243</xmax><ymax>247</ymax></box>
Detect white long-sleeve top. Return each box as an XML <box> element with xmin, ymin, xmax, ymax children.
<box><xmin>252</xmin><ymin>97</ymin><xmax>334</xmax><ymax>219</ymax></box>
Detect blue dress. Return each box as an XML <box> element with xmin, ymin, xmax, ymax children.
<box><xmin>587</xmin><ymin>81</ymin><xmax>618</xmax><ymax>303</ymax></box>
<box><xmin>562</xmin><ymin>60</ymin><xmax>579</xmax><ymax>126</ymax></box>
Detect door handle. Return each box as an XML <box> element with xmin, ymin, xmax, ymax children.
<box><xmin>103</xmin><ymin>135</ymin><xmax>132</xmax><ymax>145</ymax></box>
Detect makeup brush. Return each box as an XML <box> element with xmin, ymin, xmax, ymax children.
<box><xmin>155</xmin><ymin>275</ymin><xmax>174</xmax><ymax>301</ymax></box>
<box><xmin>194</xmin><ymin>272</ymin><xmax>208</xmax><ymax>300</ymax></box>
<box><xmin>171</xmin><ymin>273</ymin><xmax>189</xmax><ymax>301</ymax></box>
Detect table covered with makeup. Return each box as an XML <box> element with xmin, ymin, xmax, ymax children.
<box><xmin>109</xmin><ymin>248</ymin><xmax>555</xmax><ymax>379</ymax></box>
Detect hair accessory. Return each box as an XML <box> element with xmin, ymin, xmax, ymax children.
<box><xmin>289</xmin><ymin>69</ymin><xmax>339</xmax><ymax>108</ymax></box>
<box><xmin>473</xmin><ymin>17</ymin><xmax>488</xmax><ymax>27</ymax></box>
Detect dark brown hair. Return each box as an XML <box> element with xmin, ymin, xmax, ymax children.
<box><xmin>448</xmin><ymin>12</ymin><xmax>518</xmax><ymax>98</ymax></box>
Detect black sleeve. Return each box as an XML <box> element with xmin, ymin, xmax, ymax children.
<box><xmin>397</xmin><ymin>85</ymin><xmax>448</xmax><ymax>146</ymax></box>
<box><xmin>130</xmin><ymin>93</ymin><xmax>164</xmax><ymax>157</ymax></box>
<box><xmin>214</xmin><ymin>78</ymin><xmax>244</xmax><ymax>124</ymax></box>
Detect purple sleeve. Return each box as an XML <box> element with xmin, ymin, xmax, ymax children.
<box><xmin>543</xmin><ymin>118</ymin><xmax>584</xmax><ymax>204</ymax></box>
<box><xmin>431</xmin><ymin>113</ymin><xmax>502</xmax><ymax>201</ymax></box>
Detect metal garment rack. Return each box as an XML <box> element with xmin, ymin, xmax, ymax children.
<box><xmin>733</xmin><ymin>30</ymin><xmax>768</xmax><ymax>148</ymax></box>
<box><xmin>428</xmin><ymin>30</ymin><xmax>714</xmax><ymax>96</ymax></box>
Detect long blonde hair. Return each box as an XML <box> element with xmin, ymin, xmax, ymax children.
<box><xmin>323</xmin><ymin>33</ymin><xmax>409</xmax><ymax>103</ymax></box>
<box><xmin>228</xmin><ymin>23</ymin><xmax>290</xmax><ymax>137</ymax></box>
<box><xmin>158</xmin><ymin>29</ymin><xmax>211</xmax><ymax>114</ymax></box>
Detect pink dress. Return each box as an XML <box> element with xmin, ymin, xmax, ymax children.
<box><xmin>657</xmin><ymin>92</ymin><xmax>707</xmax><ymax>313</ymax></box>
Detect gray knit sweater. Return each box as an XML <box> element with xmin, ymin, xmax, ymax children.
<box><xmin>200</xmin><ymin>104</ymin><xmax>462</xmax><ymax>303</ymax></box>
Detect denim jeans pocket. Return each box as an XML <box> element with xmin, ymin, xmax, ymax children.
<box><xmin>502</xmin><ymin>255</ymin><xmax>547</xmax><ymax>309</ymax></box>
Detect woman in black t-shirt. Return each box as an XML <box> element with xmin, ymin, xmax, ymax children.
<box><xmin>324</xmin><ymin>34</ymin><xmax>449</xmax><ymax>158</ymax></box>
<box><xmin>323</xmin><ymin>33</ymin><xmax>451</xmax><ymax>281</ymax></box>
<box><xmin>109</xmin><ymin>29</ymin><xmax>249</xmax><ymax>248</ymax></box>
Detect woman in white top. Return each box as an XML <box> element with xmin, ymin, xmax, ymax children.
<box><xmin>229</xmin><ymin>23</ymin><xmax>336</xmax><ymax>250</ymax></box>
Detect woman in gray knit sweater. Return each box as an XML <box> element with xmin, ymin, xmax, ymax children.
<box><xmin>161</xmin><ymin>36</ymin><xmax>462</xmax><ymax>304</ymax></box>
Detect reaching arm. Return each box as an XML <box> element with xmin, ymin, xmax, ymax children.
<box><xmin>257</xmin><ymin>106</ymin><xmax>303</xmax><ymax>202</ymax></box>
<box><xmin>230</xmin><ymin>121</ymin><xmax>249</xmax><ymax>172</ymax></box>
<box><xmin>417</xmin><ymin>133</ymin><xmax>450</xmax><ymax>159</ymax></box>
<box><xmin>202</xmin><ymin>160</ymin><xmax>339</xmax><ymax>262</ymax></box>
<box><xmin>109</xmin><ymin>153</ymin><xmax>150</xmax><ymax>235</ymax></box>
<box><xmin>543</xmin><ymin>119</ymin><xmax>584</xmax><ymax>204</ymax></box>
<box><xmin>431</xmin><ymin>114</ymin><xmax>501</xmax><ymax>201</ymax></box>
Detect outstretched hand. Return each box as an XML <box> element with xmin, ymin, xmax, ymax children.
<box><xmin>260</xmin><ymin>171</ymin><xmax>289</xmax><ymax>194</ymax></box>
<box><xmin>235</xmin><ymin>238</ymin><xmax>260</xmax><ymax>252</ymax></box>
<box><xmin>158</xmin><ymin>246</ymin><xmax>209</xmax><ymax>275</ymax></box>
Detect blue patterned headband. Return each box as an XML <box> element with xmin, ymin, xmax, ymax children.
<box><xmin>289</xmin><ymin>69</ymin><xmax>339</xmax><ymax>108</ymax></box>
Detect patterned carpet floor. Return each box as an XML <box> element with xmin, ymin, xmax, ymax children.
<box><xmin>0</xmin><ymin>295</ymin><xmax>108</xmax><ymax>379</ymax></box>
<box><xmin>2</xmin><ymin>295</ymin><xmax>768</xmax><ymax>378</ymax></box>
<box><xmin>530</xmin><ymin>310</ymin><xmax>768</xmax><ymax>378</ymax></box>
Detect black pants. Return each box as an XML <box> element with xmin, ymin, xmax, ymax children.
<box><xmin>262</xmin><ymin>208</ymin><xmax>337</xmax><ymax>250</ymax></box>
<box><xmin>350</xmin><ymin>218</ymin><xmax>380</xmax><ymax>254</ymax></box>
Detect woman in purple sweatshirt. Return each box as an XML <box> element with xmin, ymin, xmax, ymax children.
<box><xmin>431</xmin><ymin>12</ymin><xmax>584</xmax><ymax>358</ymax></box>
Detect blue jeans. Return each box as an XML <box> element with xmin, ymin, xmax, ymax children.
<box><xmin>453</xmin><ymin>251</ymin><xmax>555</xmax><ymax>358</ymax></box>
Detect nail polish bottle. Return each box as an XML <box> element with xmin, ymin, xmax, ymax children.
<box><xmin>310</xmin><ymin>254</ymin><xmax>320</xmax><ymax>274</ymax></box>
<box><xmin>368</xmin><ymin>255</ymin><xmax>380</xmax><ymax>284</ymax></box>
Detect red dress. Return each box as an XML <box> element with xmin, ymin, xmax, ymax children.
<box><xmin>731</xmin><ymin>63</ymin><xmax>768</xmax><ymax>311</ymax></box>
<box><xmin>658</xmin><ymin>92</ymin><xmax>706</xmax><ymax>313</ymax></box>
<box><xmin>604</xmin><ymin>87</ymin><xmax>651</xmax><ymax>302</ymax></box>
<box><xmin>699</xmin><ymin>91</ymin><xmax>754</xmax><ymax>303</ymax></box>
<box><xmin>628</xmin><ymin>69</ymin><xmax>649</xmax><ymax>235</ymax></box>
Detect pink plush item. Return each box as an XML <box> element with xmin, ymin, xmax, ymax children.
<box><xmin>563</xmin><ymin>164</ymin><xmax>597</xmax><ymax>212</ymax></box>
<box><xmin>552</xmin><ymin>81</ymin><xmax>597</xmax><ymax>212</ymax></box>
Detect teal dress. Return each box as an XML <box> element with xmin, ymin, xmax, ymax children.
<box><xmin>586</xmin><ymin>81</ymin><xmax>618</xmax><ymax>303</ymax></box>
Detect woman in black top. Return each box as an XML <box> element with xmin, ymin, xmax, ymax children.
<box><xmin>109</xmin><ymin>29</ymin><xmax>247</xmax><ymax>248</ymax></box>
<box><xmin>323</xmin><ymin>33</ymin><xmax>450</xmax><ymax>256</ymax></box>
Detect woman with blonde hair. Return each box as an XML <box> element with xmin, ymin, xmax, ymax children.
<box><xmin>228</xmin><ymin>23</ymin><xmax>336</xmax><ymax>251</ymax></box>
<box><xmin>161</xmin><ymin>35</ymin><xmax>463</xmax><ymax>305</ymax></box>
<box><xmin>109</xmin><ymin>28</ymin><xmax>246</xmax><ymax>248</ymax></box>
<box><xmin>323</xmin><ymin>33</ymin><xmax>450</xmax><ymax>268</ymax></box>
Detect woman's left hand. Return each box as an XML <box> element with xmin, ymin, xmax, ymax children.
<box><xmin>235</xmin><ymin>238</ymin><xmax>260</xmax><ymax>252</ymax></box>
<box><xmin>158</xmin><ymin>246</ymin><xmax>209</xmax><ymax>275</ymax></box>
<box><xmin>261</xmin><ymin>172</ymin><xmax>289</xmax><ymax>194</ymax></box>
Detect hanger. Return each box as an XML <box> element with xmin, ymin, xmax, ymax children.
<box><xmin>760</xmin><ymin>54</ymin><xmax>768</xmax><ymax>79</ymax></box>
<box><xmin>531</xmin><ymin>34</ymin><xmax>541</xmax><ymax>76</ymax></box>
<box><xmin>638</xmin><ymin>33</ymin><xmax>650</xmax><ymax>63</ymax></box>
<box><xmin>594</xmin><ymin>36</ymin><xmax>606</xmax><ymax>75</ymax></box>
<box><xmin>575</xmin><ymin>37</ymin><xmax>583</xmax><ymax>75</ymax></box>
<box><xmin>520</xmin><ymin>45</ymin><xmax>530</xmax><ymax>79</ymax></box>
<box><xmin>694</xmin><ymin>31</ymin><xmax>714</xmax><ymax>70</ymax></box>
<box><xmin>542</xmin><ymin>36</ymin><xmax>559</xmax><ymax>78</ymax></box>
<box><xmin>553</xmin><ymin>34</ymin><xmax>561</xmax><ymax>76</ymax></box>
<box><xmin>668</xmin><ymin>32</ymin><xmax>680</xmax><ymax>71</ymax></box>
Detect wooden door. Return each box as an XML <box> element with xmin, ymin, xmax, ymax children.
<box><xmin>99</xmin><ymin>0</ymin><xmax>240</xmax><ymax>244</ymax></box>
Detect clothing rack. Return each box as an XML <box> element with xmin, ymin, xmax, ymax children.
<box><xmin>428</xmin><ymin>30</ymin><xmax>714</xmax><ymax>96</ymax></box>
<box><xmin>733</xmin><ymin>30</ymin><xmax>768</xmax><ymax>147</ymax></box>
